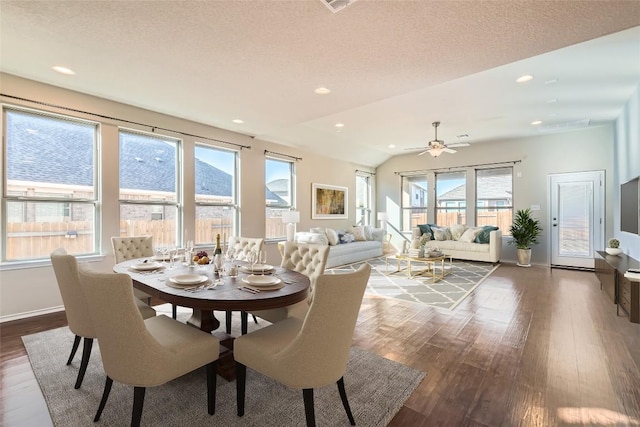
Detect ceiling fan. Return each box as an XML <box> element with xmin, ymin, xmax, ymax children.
<box><xmin>407</xmin><ymin>121</ymin><xmax>470</xmax><ymax>157</ymax></box>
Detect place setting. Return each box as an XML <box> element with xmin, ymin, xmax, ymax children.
<box><xmin>166</xmin><ymin>273</ymin><xmax>216</xmax><ymax>291</ymax></box>
<box><xmin>128</xmin><ymin>260</ymin><xmax>165</xmax><ymax>274</ymax></box>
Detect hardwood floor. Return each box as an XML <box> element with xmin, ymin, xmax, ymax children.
<box><xmin>2</xmin><ymin>263</ymin><xmax>640</xmax><ymax>426</ymax></box>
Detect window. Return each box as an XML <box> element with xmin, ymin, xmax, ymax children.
<box><xmin>436</xmin><ymin>171</ymin><xmax>466</xmax><ymax>226</ymax></box>
<box><xmin>401</xmin><ymin>175</ymin><xmax>429</xmax><ymax>230</ymax></box>
<box><xmin>476</xmin><ymin>167</ymin><xmax>513</xmax><ymax>235</ymax></box>
<box><xmin>355</xmin><ymin>174</ymin><xmax>371</xmax><ymax>226</ymax></box>
<box><xmin>3</xmin><ymin>108</ymin><xmax>99</xmax><ymax>261</ymax></box>
<box><xmin>119</xmin><ymin>130</ymin><xmax>180</xmax><ymax>247</ymax></box>
<box><xmin>195</xmin><ymin>144</ymin><xmax>237</xmax><ymax>246</ymax></box>
<box><xmin>265</xmin><ymin>157</ymin><xmax>294</xmax><ymax>239</ymax></box>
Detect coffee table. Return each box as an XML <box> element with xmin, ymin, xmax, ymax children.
<box><xmin>388</xmin><ymin>253</ymin><xmax>452</xmax><ymax>281</ymax></box>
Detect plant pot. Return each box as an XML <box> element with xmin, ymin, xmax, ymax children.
<box><xmin>605</xmin><ymin>247</ymin><xmax>622</xmax><ymax>256</ymax></box>
<box><xmin>517</xmin><ymin>248</ymin><xmax>532</xmax><ymax>267</ymax></box>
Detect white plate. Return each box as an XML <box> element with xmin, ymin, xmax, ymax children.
<box><xmin>130</xmin><ymin>262</ymin><xmax>163</xmax><ymax>271</ymax></box>
<box><xmin>169</xmin><ymin>274</ymin><xmax>208</xmax><ymax>285</ymax></box>
<box><xmin>240</xmin><ymin>264</ymin><xmax>274</xmax><ymax>273</ymax></box>
<box><xmin>242</xmin><ymin>274</ymin><xmax>281</xmax><ymax>287</ymax></box>
<box><xmin>152</xmin><ymin>255</ymin><xmax>171</xmax><ymax>261</ymax></box>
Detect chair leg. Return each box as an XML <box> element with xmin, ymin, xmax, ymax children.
<box><xmin>226</xmin><ymin>311</ymin><xmax>232</xmax><ymax>334</ymax></box>
<box><xmin>172</xmin><ymin>304</ymin><xmax>177</xmax><ymax>319</ymax></box>
<box><xmin>94</xmin><ymin>376</ymin><xmax>113</xmax><ymax>422</ymax></box>
<box><xmin>74</xmin><ymin>337</ymin><xmax>93</xmax><ymax>389</ymax></box>
<box><xmin>132</xmin><ymin>386</ymin><xmax>146</xmax><ymax>427</ymax></box>
<box><xmin>337</xmin><ymin>377</ymin><xmax>356</xmax><ymax>425</ymax></box>
<box><xmin>236</xmin><ymin>362</ymin><xmax>246</xmax><ymax>416</ymax></box>
<box><xmin>303</xmin><ymin>388</ymin><xmax>316</xmax><ymax>427</ymax></box>
<box><xmin>206</xmin><ymin>361</ymin><xmax>217</xmax><ymax>415</ymax></box>
<box><xmin>252</xmin><ymin>314</ymin><xmax>259</xmax><ymax>324</ymax></box>
<box><xmin>66</xmin><ymin>335</ymin><xmax>81</xmax><ymax>365</ymax></box>
<box><xmin>241</xmin><ymin>311</ymin><xmax>248</xmax><ymax>335</ymax></box>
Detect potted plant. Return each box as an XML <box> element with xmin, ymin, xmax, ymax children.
<box><xmin>509</xmin><ymin>208</ymin><xmax>543</xmax><ymax>267</ymax></box>
<box><xmin>606</xmin><ymin>238</ymin><xmax>622</xmax><ymax>256</ymax></box>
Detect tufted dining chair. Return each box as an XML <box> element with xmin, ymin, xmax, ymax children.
<box><xmin>225</xmin><ymin>236</ymin><xmax>265</xmax><ymax>334</ymax></box>
<box><xmin>248</xmin><ymin>242</ymin><xmax>330</xmax><ymax>328</ymax></box>
<box><xmin>50</xmin><ymin>248</ymin><xmax>156</xmax><ymax>390</ymax></box>
<box><xmin>78</xmin><ymin>268</ymin><xmax>220</xmax><ymax>427</ymax></box>
<box><xmin>111</xmin><ymin>236</ymin><xmax>178</xmax><ymax>319</ymax></box>
<box><xmin>235</xmin><ymin>263</ymin><xmax>371</xmax><ymax>427</ymax></box>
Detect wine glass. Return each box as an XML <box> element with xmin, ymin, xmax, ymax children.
<box><xmin>161</xmin><ymin>246</ymin><xmax>170</xmax><ymax>264</ymax></box>
<box><xmin>186</xmin><ymin>240</ymin><xmax>194</xmax><ymax>265</ymax></box>
<box><xmin>247</xmin><ymin>250</ymin><xmax>258</xmax><ymax>275</ymax></box>
<box><xmin>259</xmin><ymin>249</ymin><xmax>268</xmax><ymax>275</ymax></box>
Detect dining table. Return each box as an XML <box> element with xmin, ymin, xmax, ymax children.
<box><xmin>113</xmin><ymin>257</ymin><xmax>310</xmax><ymax>380</ymax></box>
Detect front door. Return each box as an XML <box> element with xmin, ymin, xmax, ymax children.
<box><xmin>549</xmin><ymin>171</ymin><xmax>604</xmax><ymax>269</ymax></box>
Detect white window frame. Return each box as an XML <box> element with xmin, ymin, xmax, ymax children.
<box><xmin>265</xmin><ymin>156</ymin><xmax>295</xmax><ymax>241</ymax></box>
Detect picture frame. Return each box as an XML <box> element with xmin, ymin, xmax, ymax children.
<box><xmin>312</xmin><ymin>183</ymin><xmax>348</xmax><ymax>219</ymax></box>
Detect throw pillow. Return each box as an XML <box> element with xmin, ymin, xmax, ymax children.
<box><xmin>325</xmin><ymin>228</ymin><xmax>339</xmax><ymax>246</ymax></box>
<box><xmin>411</xmin><ymin>237</ymin><xmax>421</xmax><ymax>249</ymax></box>
<box><xmin>432</xmin><ymin>226</ymin><xmax>452</xmax><ymax>241</ymax></box>
<box><xmin>339</xmin><ymin>232</ymin><xmax>355</xmax><ymax>244</ymax></box>
<box><xmin>350</xmin><ymin>226</ymin><xmax>366</xmax><ymax>241</ymax></box>
<box><xmin>450</xmin><ymin>224</ymin><xmax>467</xmax><ymax>241</ymax></box>
<box><xmin>296</xmin><ymin>232</ymin><xmax>329</xmax><ymax>246</ymax></box>
<box><xmin>370</xmin><ymin>228</ymin><xmax>385</xmax><ymax>242</ymax></box>
<box><xmin>475</xmin><ymin>226</ymin><xmax>499</xmax><ymax>244</ymax></box>
<box><xmin>459</xmin><ymin>227</ymin><xmax>483</xmax><ymax>243</ymax></box>
<box><xmin>417</xmin><ymin>223</ymin><xmax>437</xmax><ymax>240</ymax></box>
<box><xmin>310</xmin><ymin>227</ymin><xmax>326</xmax><ymax>235</ymax></box>
<box><xmin>363</xmin><ymin>225</ymin><xmax>373</xmax><ymax>240</ymax></box>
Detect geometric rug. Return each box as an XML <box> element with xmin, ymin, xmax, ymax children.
<box><xmin>327</xmin><ymin>256</ymin><xmax>499</xmax><ymax>310</ymax></box>
<box><xmin>22</xmin><ymin>314</ymin><xmax>425</xmax><ymax>427</ymax></box>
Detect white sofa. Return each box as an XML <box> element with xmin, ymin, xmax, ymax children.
<box><xmin>411</xmin><ymin>226</ymin><xmax>502</xmax><ymax>263</ymax></box>
<box><xmin>294</xmin><ymin>226</ymin><xmax>385</xmax><ymax>268</ymax></box>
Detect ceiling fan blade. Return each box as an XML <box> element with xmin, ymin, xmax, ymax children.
<box><xmin>417</xmin><ymin>150</ymin><xmax>429</xmax><ymax>156</ymax></box>
<box><xmin>447</xmin><ymin>142</ymin><xmax>470</xmax><ymax>148</ymax></box>
<box><xmin>404</xmin><ymin>146</ymin><xmax>428</xmax><ymax>151</ymax></box>
<box><xmin>443</xmin><ymin>147</ymin><xmax>457</xmax><ymax>153</ymax></box>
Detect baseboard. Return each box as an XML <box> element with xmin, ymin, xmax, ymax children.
<box><xmin>0</xmin><ymin>305</ymin><xmax>64</xmax><ymax>323</ymax></box>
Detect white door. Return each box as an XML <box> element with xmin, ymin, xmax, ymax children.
<box><xmin>549</xmin><ymin>171</ymin><xmax>604</xmax><ymax>269</ymax></box>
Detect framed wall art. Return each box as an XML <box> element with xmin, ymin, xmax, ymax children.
<box><xmin>312</xmin><ymin>183</ymin><xmax>348</xmax><ymax>219</ymax></box>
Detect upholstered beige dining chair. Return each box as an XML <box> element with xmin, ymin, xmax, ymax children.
<box><xmin>235</xmin><ymin>263</ymin><xmax>371</xmax><ymax>427</ymax></box>
<box><xmin>78</xmin><ymin>268</ymin><xmax>220</xmax><ymax>427</ymax></box>
<box><xmin>111</xmin><ymin>236</ymin><xmax>179</xmax><ymax>319</ymax></box>
<box><xmin>50</xmin><ymin>248</ymin><xmax>156</xmax><ymax>389</ymax></box>
<box><xmin>225</xmin><ymin>236</ymin><xmax>265</xmax><ymax>334</ymax></box>
<box><xmin>248</xmin><ymin>241</ymin><xmax>330</xmax><ymax>328</ymax></box>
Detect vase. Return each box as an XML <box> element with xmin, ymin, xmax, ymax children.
<box><xmin>605</xmin><ymin>247</ymin><xmax>622</xmax><ymax>256</ymax></box>
<box><xmin>516</xmin><ymin>248</ymin><xmax>532</xmax><ymax>267</ymax></box>
<box><xmin>418</xmin><ymin>245</ymin><xmax>425</xmax><ymax>258</ymax></box>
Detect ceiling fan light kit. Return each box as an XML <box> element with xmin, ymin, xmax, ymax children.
<box><xmin>413</xmin><ymin>121</ymin><xmax>468</xmax><ymax>157</ymax></box>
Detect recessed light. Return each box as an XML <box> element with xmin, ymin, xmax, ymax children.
<box><xmin>314</xmin><ymin>87</ymin><xmax>331</xmax><ymax>95</ymax></box>
<box><xmin>232</xmin><ymin>119</ymin><xmax>244</xmax><ymax>124</ymax></box>
<box><xmin>388</xmin><ymin>144</ymin><xmax>396</xmax><ymax>149</ymax></box>
<box><xmin>516</xmin><ymin>75</ymin><xmax>533</xmax><ymax>83</ymax></box>
<box><xmin>52</xmin><ymin>66</ymin><xmax>75</xmax><ymax>75</ymax></box>
<box><xmin>335</xmin><ymin>123</ymin><xmax>344</xmax><ymax>128</ymax></box>
<box><xmin>531</xmin><ymin>120</ymin><xmax>543</xmax><ymax>125</ymax></box>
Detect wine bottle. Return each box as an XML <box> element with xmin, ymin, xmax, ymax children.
<box><xmin>214</xmin><ymin>233</ymin><xmax>222</xmax><ymax>255</ymax></box>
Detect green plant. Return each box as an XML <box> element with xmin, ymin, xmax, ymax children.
<box><xmin>607</xmin><ymin>238</ymin><xmax>620</xmax><ymax>248</ymax></box>
<box><xmin>509</xmin><ymin>208</ymin><xmax>543</xmax><ymax>249</ymax></box>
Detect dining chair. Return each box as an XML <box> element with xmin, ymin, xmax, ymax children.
<box><xmin>111</xmin><ymin>236</ymin><xmax>178</xmax><ymax>319</ymax></box>
<box><xmin>248</xmin><ymin>241</ymin><xmax>330</xmax><ymax>329</ymax></box>
<box><xmin>235</xmin><ymin>263</ymin><xmax>371</xmax><ymax>427</ymax></box>
<box><xmin>50</xmin><ymin>248</ymin><xmax>156</xmax><ymax>390</ymax></box>
<box><xmin>225</xmin><ymin>236</ymin><xmax>264</xmax><ymax>334</ymax></box>
<box><xmin>78</xmin><ymin>268</ymin><xmax>220</xmax><ymax>427</ymax></box>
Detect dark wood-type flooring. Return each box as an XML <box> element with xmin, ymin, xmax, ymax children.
<box><xmin>2</xmin><ymin>263</ymin><xmax>640</xmax><ymax>426</ymax></box>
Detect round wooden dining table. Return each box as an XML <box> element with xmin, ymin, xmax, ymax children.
<box><xmin>113</xmin><ymin>257</ymin><xmax>310</xmax><ymax>334</ymax></box>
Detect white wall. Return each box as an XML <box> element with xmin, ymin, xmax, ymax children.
<box><xmin>614</xmin><ymin>85</ymin><xmax>640</xmax><ymax>259</ymax></box>
<box><xmin>376</xmin><ymin>124</ymin><xmax>617</xmax><ymax>265</ymax></box>
<box><xmin>0</xmin><ymin>74</ymin><xmax>374</xmax><ymax>321</ymax></box>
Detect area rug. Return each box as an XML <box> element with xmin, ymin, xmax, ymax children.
<box><xmin>328</xmin><ymin>256</ymin><xmax>499</xmax><ymax>310</ymax></box>
<box><xmin>22</xmin><ymin>318</ymin><xmax>424</xmax><ymax>427</ymax></box>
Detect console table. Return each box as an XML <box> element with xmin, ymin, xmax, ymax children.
<box><xmin>595</xmin><ymin>251</ymin><xmax>640</xmax><ymax>323</ymax></box>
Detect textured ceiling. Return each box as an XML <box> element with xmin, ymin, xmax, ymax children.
<box><xmin>1</xmin><ymin>1</ymin><xmax>639</xmax><ymax>167</ymax></box>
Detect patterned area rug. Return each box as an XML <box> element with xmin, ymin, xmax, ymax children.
<box><xmin>328</xmin><ymin>256</ymin><xmax>499</xmax><ymax>310</ymax></box>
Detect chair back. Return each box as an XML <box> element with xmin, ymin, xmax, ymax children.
<box><xmin>111</xmin><ymin>236</ymin><xmax>154</xmax><ymax>263</ymax></box>
<box><xmin>279</xmin><ymin>263</ymin><xmax>371</xmax><ymax>388</ymax></box>
<box><xmin>77</xmin><ymin>269</ymin><xmax>173</xmax><ymax>385</ymax></box>
<box><xmin>50</xmin><ymin>248</ymin><xmax>95</xmax><ymax>339</ymax></box>
<box><xmin>280</xmin><ymin>241</ymin><xmax>329</xmax><ymax>283</ymax></box>
<box><xmin>227</xmin><ymin>236</ymin><xmax>263</xmax><ymax>261</ymax></box>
